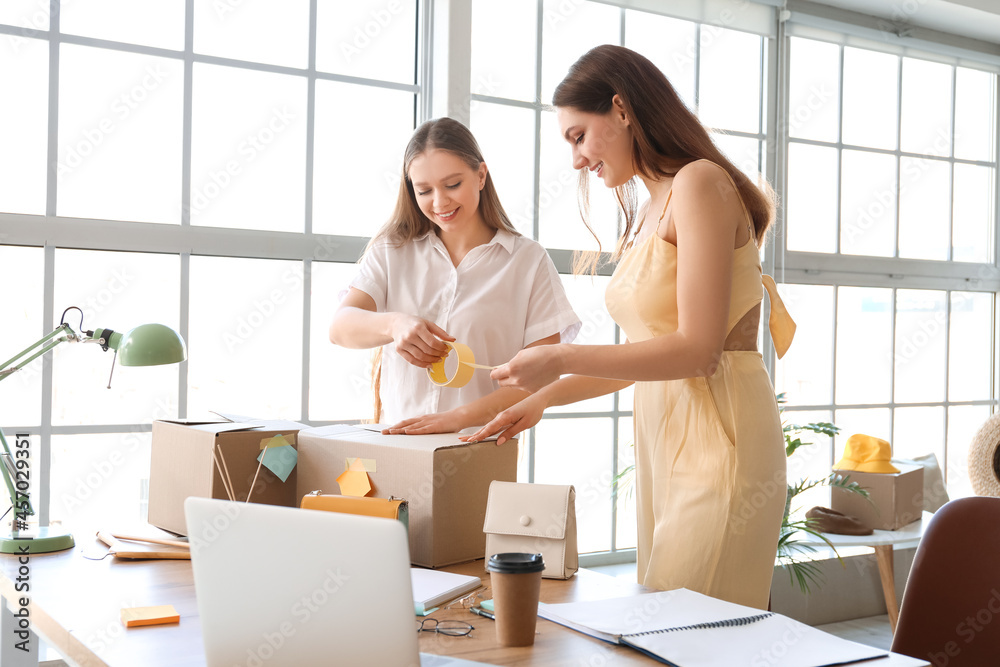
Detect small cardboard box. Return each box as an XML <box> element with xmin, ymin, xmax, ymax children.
<box><xmin>831</xmin><ymin>463</ymin><xmax>924</xmax><ymax>531</ymax></box>
<box><xmin>296</xmin><ymin>424</ymin><xmax>518</xmax><ymax>568</ymax></box>
<box><xmin>149</xmin><ymin>415</ymin><xmax>306</xmax><ymax>535</ymax></box>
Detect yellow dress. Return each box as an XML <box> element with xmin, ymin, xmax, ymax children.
<box><xmin>605</xmin><ymin>168</ymin><xmax>796</xmax><ymax>609</ymax></box>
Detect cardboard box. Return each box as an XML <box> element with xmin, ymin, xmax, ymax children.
<box><xmin>149</xmin><ymin>415</ymin><xmax>306</xmax><ymax>535</ymax></box>
<box><xmin>296</xmin><ymin>424</ymin><xmax>518</xmax><ymax>568</ymax></box>
<box><xmin>831</xmin><ymin>463</ymin><xmax>924</xmax><ymax>531</ymax></box>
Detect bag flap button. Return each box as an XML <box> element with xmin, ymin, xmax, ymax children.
<box><xmin>520</xmin><ymin>515</ymin><xmax>531</xmax><ymax>527</ymax></box>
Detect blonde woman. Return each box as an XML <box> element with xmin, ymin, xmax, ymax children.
<box><xmin>330</xmin><ymin>117</ymin><xmax>580</xmax><ymax>432</ymax></box>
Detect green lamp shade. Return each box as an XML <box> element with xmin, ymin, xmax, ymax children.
<box><xmin>117</xmin><ymin>323</ymin><xmax>187</xmax><ymax>367</ymax></box>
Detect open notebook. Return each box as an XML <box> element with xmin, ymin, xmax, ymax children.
<box><xmin>538</xmin><ymin>588</ymin><xmax>889</xmax><ymax>667</ymax></box>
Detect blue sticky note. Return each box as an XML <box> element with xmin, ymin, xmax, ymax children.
<box><xmin>258</xmin><ymin>444</ymin><xmax>297</xmax><ymax>483</ymax></box>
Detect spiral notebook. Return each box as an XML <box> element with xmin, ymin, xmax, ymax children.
<box><xmin>537</xmin><ymin>588</ymin><xmax>889</xmax><ymax>667</ymax></box>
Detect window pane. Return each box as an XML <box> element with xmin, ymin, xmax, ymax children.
<box><xmin>894</xmin><ymin>290</ymin><xmax>947</xmax><ymax>404</ymax></box>
<box><xmin>57</xmin><ymin>45</ymin><xmax>184</xmax><ymax>223</ymax></box>
<box><xmin>893</xmin><ymin>406</ymin><xmax>944</xmax><ymax>462</ymax></box>
<box><xmin>188</xmin><ymin>257</ymin><xmax>303</xmax><ymax>419</ymax></box>
<box><xmin>0</xmin><ymin>246</ymin><xmax>44</xmax><ymax>426</ymax></box>
<box><xmin>312</xmin><ymin>82</ymin><xmax>413</xmax><ymax>237</ymax></box>
<box><xmin>784</xmin><ymin>409</ymin><xmax>835</xmax><ymax>514</ymax></box>
<box><xmin>50</xmin><ymin>433</ymin><xmax>153</xmax><ymax>531</ymax></box>
<box><xmin>713</xmin><ymin>134</ymin><xmax>761</xmax><ymax>183</ymax></box>
<box><xmin>836</xmin><ymin>287</ymin><xmax>891</xmax><ymax>404</ymax></box>
<box><xmin>698</xmin><ymin>28</ymin><xmax>761</xmax><ymax>134</ymax></box>
<box><xmin>472</xmin><ymin>0</ymin><xmax>536</xmax><ymax>102</ymax></box>
<box><xmin>949</xmin><ymin>292</ymin><xmax>993</xmax><ymax>402</ymax></box>
<box><xmin>535</xmin><ymin>417</ymin><xmax>612</xmax><ymax>553</ymax></box>
<box><xmin>0</xmin><ymin>36</ymin><xmax>47</xmax><ymax>215</ymax></box>
<box><xmin>947</xmin><ymin>405</ymin><xmax>989</xmax><ymax>497</ymax></box>
<box><xmin>774</xmin><ymin>284</ymin><xmax>834</xmax><ymax>406</ymax></box>
<box><xmin>52</xmin><ymin>250</ymin><xmax>181</xmax><ymax>426</ymax></box>
<box><xmin>840</xmin><ymin>150</ymin><xmax>896</xmax><ymax>257</ymax></box>
<box><xmin>470</xmin><ymin>103</ymin><xmax>536</xmax><ymax>237</ymax></box>
<box><xmin>952</xmin><ymin>164</ymin><xmax>994</xmax><ymax>264</ymax></box>
<box><xmin>194</xmin><ymin>0</ymin><xmax>309</xmax><ymax>69</ymax></box>
<box><xmin>842</xmin><ymin>47</ymin><xmax>897</xmax><ymax>150</ymax></box>
<box><xmin>0</xmin><ymin>2</ymin><xmax>50</xmax><ymax>29</ymax></box>
<box><xmin>538</xmin><ymin>110</ymin><xmax>619</xmax><ymax>251</ymax></box>
<box><xmin>556</xmin><ymin>274</ymin><xmax>615</xmax><ymax>413</ymax></box>
<box><xmin>191</xmin><ymin>64</ymin><xmax>306</xmax><ymax>231</ymax></box>
<box><xmin>954</xmin><ymin>67</ymin><xmax>996</xmax><ymax>162</ymax></box>
<box><xmin>898</xmin><ymin>157</ymin><xmax>950</xmax><ymax>260</ymax></box>
<box><xmin>788</xmin><ymin>37</ymin><xmax>839</xmax><ymax>143</ymax></box>
<box><xmin>316</xmin><ymin>0</ymin><xmax>417</xmax><ymax>85</ymax></box>
<box><xmin>61</xmin><ymin>0</ymin><xmax>184</xmax><ymax>51</ymax></box>
<box><xmin>625</xmin><ymin>11</ymin><xmax>697</xmax><ymax>111</ymax></box>
<box><xmin>540</xmin><ymin>0</ymin><xmax>620</xmax><ymax>105</ymax></box>
<box><xmin>616</xmin><ymin>416</ymin><xmax>636</xmax><ymax>550</ymax></box>
<box><xmin>310</xmin><ymin>262</ymin><xmax>375</xmax><ymax>421</ymax></box>
<box><xmin>900</xmin><ymin>58</ymin><xmax>952</xmax><ymax>157</ymax></box>
<box><xmin>786</xmin><ymin>143</ymin><xmax>838</xmax><ymax>253</ymax></box>
<box><xmin>834</xmin><ymin>408</ymin><xmax>890</xmax><ymax>458</ymax></box>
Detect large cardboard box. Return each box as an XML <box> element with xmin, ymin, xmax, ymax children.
<box><xmin>149</xmin><ymin>415</ymin><xmax>306</xmax><ymax>535</ymax></box>
<box><xmin>831</xmin><ymin>463</ymin><xmax>924</xmax><ymax>531</ymax></box>
<box><xmin>296</xmin><ymin>424</ymin><xmax>518</xmax><ymax>568</ymax></box>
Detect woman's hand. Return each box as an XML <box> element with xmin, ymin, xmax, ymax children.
<box><xmin>490</xmin><ymin>344</ymin><xmax>568</xmax><ymax>393</ymax></box>
<box><xmin>381</xmin><ymin>410</ymin><xmax>465</xmax><ymax>435</ymax></box>
<box><xmin>390</xmin><ymin>315</ymin><xmax>454</xmax><ymax>368</ymax></box>
<box><xmin>461</xmin><ymin>394</ymin><xmax>547</xmax><ymax>446</ymax></box>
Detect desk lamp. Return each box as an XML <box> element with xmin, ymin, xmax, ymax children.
<box><xmin>0</xmin><ymin>307</ymin><xmax>186</xmax><ymax>554</ymax></box>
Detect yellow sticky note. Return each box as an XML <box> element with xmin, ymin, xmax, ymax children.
<box><xmin>121</xmin><ymin>605</ymin><xmax>180</xmax><ymax>628</ymax></box>
<box><xmin>260</xmin><ymin>434</ymin><xmax>293</xmax><ymax>450</ymax></box>
<box><xmin>347</xmin><ymin>457</ymin><xmax>376</xmax><ymax>473</ymax></box>
<box><xmin>336</xmin><ymin>469</ymin><xmax>372</xmax><ymax>497</ymax></box>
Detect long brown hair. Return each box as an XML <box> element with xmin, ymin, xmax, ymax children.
<box><xmin>552</xmin><ymin>44</ymin><xmax>776</xmax><ymax>267</ymax></box>
<box><xmin>366</xmin><ymin>117</ymin><xmax>520</xmax><ymax>421</ymax></box>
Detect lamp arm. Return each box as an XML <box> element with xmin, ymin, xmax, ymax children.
<box><xmin>0</xmin><ymin>429</ymin><xmax>31</xmax><ymax>519</ymax></box>
<box><xmin>0</xmin><ymin>324</ymin><xmax>77</xmax><ymax>383</ymax></box>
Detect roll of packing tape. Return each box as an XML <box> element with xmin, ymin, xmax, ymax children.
<box><xmin>426</xmin><ymin>341</ymin><xmax>495</xmax><ymax>388</ymax></box>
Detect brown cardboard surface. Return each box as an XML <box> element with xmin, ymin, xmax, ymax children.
<box><xmin>149</xmin><ymin>418</ymin><xmax>305</xmax><ymax>535</ymax></box>
<box><xmin>831</xmin><ymin>463</ymin><xmax>924</xmax><ymax>531</ymax></box>
<box><xmin>296</xmin><ymin>425</ymin><xmax>518</xmax><ymax>567</ymax></box>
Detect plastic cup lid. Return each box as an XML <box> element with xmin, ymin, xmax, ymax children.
<box><xmin>486</xmin><ymin>552</ymin><xmax>545</xmax><ymax>574</ymax></box>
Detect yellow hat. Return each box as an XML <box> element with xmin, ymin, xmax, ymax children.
<box><xmin>834</xmin><ymin>434</ymin><xmax>900</xmax><ymax>474</ymax></box>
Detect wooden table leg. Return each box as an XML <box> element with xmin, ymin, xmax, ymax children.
<box><xmin>874</xmin><ymin>544</ymin><xmax>898</xmax><ymax>632</ymax></box>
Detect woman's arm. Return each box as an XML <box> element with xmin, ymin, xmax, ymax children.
<box><xmin>382</xmin><ymin>333</ymin><xmax>606</xmax><ymax>434</ymax></box>
<box><xmin>464</xmin><ymin>373</ymin><xmax>633</xmax><ymax>445</ymax></box>
<box><xmin>491</xmin><ymin>161</ymin><xmax>743</xmax><ymax>391</ymax></box>
<box><xmin>329</xmin><ymin>287</ymin><xmax>452</xmax><ymax>368</ymax></box>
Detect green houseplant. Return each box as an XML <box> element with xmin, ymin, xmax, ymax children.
<box><xmin>611</xmin><ymin>392</ymin><xmax>869</xmax><ymax>594</ymax></box>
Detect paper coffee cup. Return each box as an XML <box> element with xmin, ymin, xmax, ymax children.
<box><xmin>486</xmin><ymin>552</ymin><xmax>545</xmax><ymax>647</ymax></box>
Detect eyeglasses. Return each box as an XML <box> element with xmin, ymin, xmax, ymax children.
<box><xmin>416</xmin><ymin>618</ymin><xmax>474</xmax><ymax>637</ymax></box>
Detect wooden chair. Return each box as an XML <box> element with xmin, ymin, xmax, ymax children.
<box><xmin>890</xmin><ymin>496</ymin><xmax>1000</xmax><ymax>666</ymax></box>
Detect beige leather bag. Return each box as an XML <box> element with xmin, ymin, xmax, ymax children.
<box><xmin>482</xmin><ymin>481</ymin><xmax>578</xmax><ymax>579</ymax></box>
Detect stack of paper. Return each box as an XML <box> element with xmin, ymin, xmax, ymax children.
<box><xmin>538</xmin><ymin>588</ymin><xmax>890</xmax><ymax>667</ymax></box>
<box><xmin>411</xmin><ymin>568</ymin><xmax>481</xmax><ymax>615</ymax></box>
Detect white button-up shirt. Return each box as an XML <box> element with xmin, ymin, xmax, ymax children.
<box><xmin>347</xmin><ymin>228</ymin><xmax>581</xmax><ymax>424</ymax></box>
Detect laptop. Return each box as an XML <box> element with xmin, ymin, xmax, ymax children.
<box><xmin>185</xmin><ymin>497</ymin><xmax>489</xmax><ymax>667</ymax></box>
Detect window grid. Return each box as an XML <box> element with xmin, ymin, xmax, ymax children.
<box><xmin>0</xmin><ymin>1</ymin><xmax>428</xmax><ymax>525</ymax></box>
<box><xmin>779</xmin><ymin>34</ymin><xmax>999</xmax><ymax>484</ymax></box>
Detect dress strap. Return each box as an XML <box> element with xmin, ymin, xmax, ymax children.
<box><xmin>761</xmin><ymin>274</ymin><xmax>796</xmax><ymax>359</ymax></box>
<box><xmin>658</xmin><ymin>189</ymin><xmax>673</xmax><ymax>222</ymax></box>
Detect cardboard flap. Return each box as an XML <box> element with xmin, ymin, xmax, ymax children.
<box><xmin>483</xmin><ymin>481</ymin><xmax>572</xmax><ymax>539</ymax></box>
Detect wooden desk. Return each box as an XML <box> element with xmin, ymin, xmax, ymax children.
<box><xmin>0</xmin><ymin>539</ymin><xmax>928</xmax><ymax>666</ymax></box>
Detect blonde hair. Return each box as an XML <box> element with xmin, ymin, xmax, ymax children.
<box><xmin>366</xmin><ymin>117</ymin><xmax>520</xmax><ymax>420</ymax></box>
